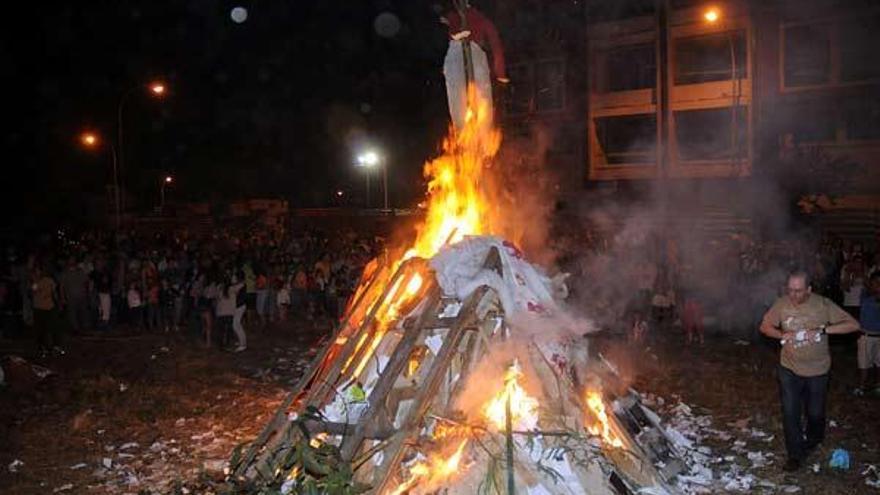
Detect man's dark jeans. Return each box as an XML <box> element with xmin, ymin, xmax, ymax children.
<box><xmin>778</xmin><ymin>365</ymin><xmax>828</xmax><ymax>461</ymax></box>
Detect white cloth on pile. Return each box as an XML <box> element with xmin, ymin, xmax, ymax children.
<box><xmin>429</xmin><ymin>235</ymin><xmax>558</xmax><ymax>319</ymax></box>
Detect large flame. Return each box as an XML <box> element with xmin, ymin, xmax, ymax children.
<box><xmin>408</xmin><ymin>85</ymin><xmax>501</xmax><ymax>258</ymax></box>
<box><xmin>343</xmin><ymin>85</ymin><xmax>500</xmax><ymax>385</ymax></box>
<box><xmin>585</xmin><ymin>390</ymin><xmax>623</xmax><ymax>449</ymax></box>
<box><xmin>389</xmin><ymin>439</ymin><xmax>469</xmax><ymax>495</ymax></box>
<box><xmin>483</xmin><ymin>360</ymin><xmax>540</xmax><ymax>431</ymax></box>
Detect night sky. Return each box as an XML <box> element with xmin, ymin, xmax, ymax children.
<box><xmin>5</xmin><ymin>0</ymin><xmax>456</xmax><ymax>227</ymax></box>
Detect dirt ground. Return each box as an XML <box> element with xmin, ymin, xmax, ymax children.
<box><xmin>600</xmin><ymin>329</ymin><xmax>880</xmax><ymax>495</ymax></box>
<box><xmin>1</xmin><ymin>320</ymin><xmax>878</xmax><ymax>494</ymax></box>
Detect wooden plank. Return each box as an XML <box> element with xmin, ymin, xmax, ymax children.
<box><xmin>369</xmin><ymin>286</ymin><xmax>490</xmax><ymax>494</ymax></box>
<box><xmin>232</xmin><ymin>259</ymin><xmax>394</xmax><ymax>481</ymax></box>
<box><xmin>339</xmin><ymin>284</ymin><xmax>441</xmax><ymax>461</ymax></box>
<box><xmin>308</xmin><ymin>259</ymin><xmax>414</xmax><ymax>407</ymax></box>
<box><xmin>230</xmin><ymin>274</ymin><xmax>378</xmax><ymax>480</ymax></box>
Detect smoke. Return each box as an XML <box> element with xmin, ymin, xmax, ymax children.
<box><xmin>488</xmin><ymin>122</ymin><xmax>561</xmax><ymax>268</ymax></box>
<box><xmin>451</xmin><ymin>340</ymin><xmax>546</xmax><ymax>419</ymax></box>
<box><xmin>561</xmin><ymin>179</ymin><xmax>812</xmax><ymax>337</ymax></box>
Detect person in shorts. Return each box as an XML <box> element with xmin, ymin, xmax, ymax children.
<box><xmin>855</xmin><ymin>271</ymin><xmax>880</xmax><ymax>396</ymax></box>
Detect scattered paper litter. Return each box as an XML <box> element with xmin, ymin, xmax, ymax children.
<box><xmin>8</xmin><ymin>459</ymin><xmax>24</xmax><ymax>472</ymax></box>
<box><xmin>52</xmin><ymin>483</ymin><xmax>74</xmax><ymax>493</ymax></box>
<box><xmin>119</xmin><ymin>442</ymin><xmax>139</xmax><ymax>450</ymax></box>
<box><xmin>69</xmin><ymin>462</ymin><xmax>87</xmax><ymax>470</ymax></box>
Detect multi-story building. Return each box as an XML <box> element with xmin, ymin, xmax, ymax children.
<box><xmin>494</xmin><ymin>0</ymin><xmax>880</xmax><ymax>241</ymax></box>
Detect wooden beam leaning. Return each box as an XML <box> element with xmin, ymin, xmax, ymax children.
<box><xmin>307</xmin><ymin>258</ymin><xmax>414</xmax><ymax>408</ymax></box>
<box><xmin>247</xmin><ymin>261</ymin><xmax>413</xmax><ymax>482</ymax></box>
<box><xmin>370</xmin><ymin>285</ymin><xmax>491</xmax><ymax>495</ymax></box>
<box><xmin>339</xmin><ymin>283</ymin><xmax>441</xmax><ymax>462</ymax></box>
<box><xmin>229</xmin><ymin>258</ymin><xmax>389</xmax><ymax>481</ymax></box>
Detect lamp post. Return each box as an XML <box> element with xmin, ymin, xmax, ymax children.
<box><xmin>117</xmin><ymin>80</ymin><xmax>167</xmax><ymax>215</ymax></box>
<box><xmin>356</xmin><ymin>150</ymin><xmax>389</xmax><ymax>211</ymax></box>
<box><xmin>80</xmin><ymin>131</ymin><xmax>121</xmax><ymax>230</ymax></box>
<box><xmin>160</xmin><ymin>175</ymin><xmax>173</xmax><ymax>211</ymax></box>
<box><xmin>703</xmin><ymin>7</ymin><xmax>740</xmax><ymax>168</ymax></box>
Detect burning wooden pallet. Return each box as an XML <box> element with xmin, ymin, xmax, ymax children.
<box><xmin>226</xmin><ymin>243</ymin><xmax>686</xmax><ymax>494</ymax></box>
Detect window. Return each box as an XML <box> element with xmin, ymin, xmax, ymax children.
<box><xmin>840</xmin><ymin>15</ymin><xmax>880</xmax><ymax>82</ymax></box>
<box><xmin>536</xmin><ymin>60</ymin><xmax>565</xmax><ymax>111</ymax></box>
<box><xmin>595</xmin><ymin>114</ymin><xmax>657</xmax><ymax>164</ymax></box>
<box><xmin>675</xmin><ymin>31</ymin><xmax>746</xmax><ymax>85</ymax></box>
<box><xmin>505</xmin><ymin>64</ymin><xmax>533</xmax><ymax>114</ymax></box>
<box><xmin>605</xmin><ymin>43</ymin><xmax>656</xmax><ymax>91</ymax></box>
<box><xmin>783</xmin><ymin>23</ymin><xmax>831</xmax><ymax>87</ymax></box>
<box><xmin>675</xmin><ymin>106</ymin><xmax>747</xmax><ymax>161</ymax></box>
<box><xmin>844</xmin><ymin>97</ymin><xmax>880</xmax><ymax>141</ymax></box>
<box><xmin>785</xmin><ymin>101</ymin><xmax>836</xmax><ymax>143</ymax></box>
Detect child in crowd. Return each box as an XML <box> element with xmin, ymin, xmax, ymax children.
<box><xmin>629</xmin><ymin>310</ymin><xmax>649</xmax><ymax>343</ymax></box>
<box><xmin>127</xmin><ymin>282</ymin><xmax>143</xmax><ymax>330</ymax></box>
<box><xmin>276</xmin><ymin>276</ymin><xmax>291</xmax><ymax>321</ymax></box>
<box><xmin>682</xmin><ymin>292</ymin><xmax>705</xmax><ymax>345</ymax></box>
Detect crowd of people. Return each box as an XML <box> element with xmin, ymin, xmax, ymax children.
<box><xmin>0</xmin><ymin>224</ymin><xmax>385</xmax><ymax>357</ymax></box>
<box><xmin>556</xmin><ymin>226</ymin><xmax>880</xmax><ymax>345</ymax></box>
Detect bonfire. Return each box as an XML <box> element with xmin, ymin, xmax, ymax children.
<box><xmin>225</xmin><ymin>86</ymin><xmax>685</xmax><ymax>494</ymax></box>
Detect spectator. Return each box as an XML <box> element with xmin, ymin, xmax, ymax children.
<box><xmin>215</xmin><ymin>278</ymin><xmax>236</xmax><ymax>349</ymax></box>
<box><xmin>31</xmin><ymin>265</ymin><xmax>63</xmax><ymax>357</ymax></box>
<box><xmin>681</xmin><ymin>291</ymin><xmax>705</xmax><ymax>345</ymax></box>
<box><xmin>232</xmin><ymin>275</ymin><xmax>247</xmax><ymax>352</ymax></box>
<box><xmin>95</xmin><ymin>270</ymin><xmax>112</xmax><ymax>331</ymax></box>
<box><xmin>127</xmin><ymin>282</ymin><xmax>144</xmax><ymax>330</ymax></box>
<box><xmin>840</xmin><ymin>254</ymin><xmax>866</xmax><ymax>319</ymax></box>
<box><xmin>855</xmin><ymin>271</ymin><xmax>880</xmax><ymax>396</ymax></box>
<box><xmin>759</xmin><ymin>269</ymin><xmax>860</xmax><ymax>472</ymax></box>
<box><xmin>59</xmin><ymin>256</ymin><xmax>90</xmax><ymax>334</ymax></box>
<box><xmin>159</xmin><ymin>279</ymin><xmax>178</xmax><ymax>333</ymax></box>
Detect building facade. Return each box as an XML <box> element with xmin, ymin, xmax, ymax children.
<box><xmin>494</xmin><ymin>0</ymin><xmax>880</xmax><ymax>239</ymax></box>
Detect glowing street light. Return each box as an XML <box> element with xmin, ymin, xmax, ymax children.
<box><xmin>703</xmin><ymin>7</ymin><xmax>720</xmax><ymax>23</ymax></box>
<box><xmin>117</xmin><ymin>80</ymin><xmax>169</xmax><ymax>217</ymax></box>
<box><xmin>702</xmin><ymin>5</ymin><xmax>741</xmax><ymax>167</ymax></box>
<box><xmin>80</xmin><ymin>132</ymin><xmax>98</xmax><ymax>147</ymax></box>
<box><xmin>160</xmin><ymin>175</ymin><xmax>174</xmax><ymax>211</ymax></box>
<box><xmin>356</xmin><ymin>149</ymin><xmax>389</xmax><ymax>211</ymax></box>
<box><xmin>357</xmin><ymin>151</ymin><xmax>379</xmax><ymax>168</ymax></box>
<box><xmin>79</xmin><ymin>130</ymin><xmax>121</xmax><ymax>229</ymax></box>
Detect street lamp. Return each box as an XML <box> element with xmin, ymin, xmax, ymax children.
<box><xmin>117</xmin><ymin>80</ymin><xmax>168</xmax><ymax>215</ymax></box>
<box><xmin>356</xmin><ymin>150</ymin><xmax>389</xmax><ymax>211</ymax></box>
<box><xmin>160</xmin><ymin>175</ymin><xmax>173</xmax><ymax>211</ymax></box>
<box><xmin>79</xmin><ymin>131</ymin><xmax>121</xmax><ymax>230</ymax></box>
<box><xmin>702</xmin><ymin>6</ymin><xmax>740</xmax><ymax>168</ymax></box>
<box><xmin>703</xmin><ymin>7</ymin><xmax>720</xmax><ymax>23</ymax></box>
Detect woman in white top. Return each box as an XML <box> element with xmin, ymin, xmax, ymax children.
<box><xmin>841</xmin><ymin>255</ymin><xmax>866</xmax><ymax>319</ymax></box>
<box><xmin>215</xmin><ymin>279</ymin><xmax>237</xmax><ymax>349</ymax></box>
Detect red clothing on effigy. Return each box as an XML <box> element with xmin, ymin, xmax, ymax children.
<box><xmin>443</xmin><ymin>8</ymin><xmax>507</xmax><ymax>79</ymax></box>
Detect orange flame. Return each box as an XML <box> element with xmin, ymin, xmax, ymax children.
<box><xmin>342</xmin><ymin>85</ymin><xmax>500</xmax><ymax>385</ymax></box>
<box><xmin>389</xmin><ymin>439</ymin><xmax>469</xmax><ymax>495</ymax></box>
<box><xmin>483</xmin><ymin>360</ymin><xmax>540</xmax><ymax>431</ymax></box>
<box><xmin>585</xmin><ymin>391</ymin><xmax>623</xmax><ymax>448</ymax></box>
<box><xmin>409</xmin><ymin>84</ymin><xmax>501</xmax><ymax>258</ymax></box>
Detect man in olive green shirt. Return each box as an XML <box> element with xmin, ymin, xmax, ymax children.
<box><xmin>760</xmin><ymin>269</ymin><xmax>859</xmax><ymax>472</ymax></box>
